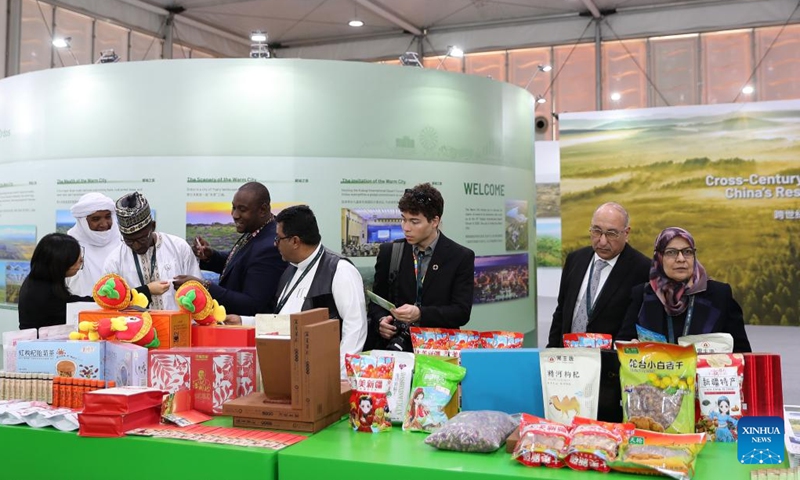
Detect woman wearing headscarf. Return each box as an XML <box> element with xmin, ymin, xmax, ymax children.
<box><xmin>66</xmin><ymin>192</ymin><xmax>121</xmax><ymax>296</ymax></box>
<box><xmin>617</xmin><ymin>227</ymin><xmax>751</xmax><ymax>352</ymax></box>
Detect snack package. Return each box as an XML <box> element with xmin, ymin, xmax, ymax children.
<box><xmin>345</xmin><ymin>353</ymin><xmax>394</xmax><ymax>433</ymax></box>
<box><xmin>480</xmin><ymin>331</ymin><xmax>524</xmax><ymax>349</ymax></box>
<box><xmin>678</xmin><ymin>333</ymin><xmax>734</xmax><ymax>354</ymax></box>
<box><xmin>694</xmin><ymin>353</ymin><xmax>744</xmax><ymax>442</ymax></box>
<box><xmin>512</xmin><ymin>413</ymin><xmax>570</xmax><ymax>468</ymax></box>
<box><xmin>402</xmin><ymin>355</ymin><xmax>466</xmax><ymax>433</ymax></box>
<box><xmin>410</xmin><ymin>328</ymin><xmax>481</xmax><ymax>359</ymax></box>
<box><xmin>609</xmin><ymin>429</ymin><xmax>707</xmax><ymax>480</ymax></box>
<box><xmin>617</xmin><ymin>341</ymin><xmax>697</xmax><ymax>434</ymax></box>
<box><xmin>540</xmin><ymin>348</ymin><xmax>602</xmax><ymax>424</ymax></box>
<box><xmin>562</xmin><ymin>333</ymin><xmax>613</xmax><ymax>349</ymax></box>
<box><xmin>369</xmin><ymin>350</ymin><xmax>415</xmax><ymax>423</ymax></box>
<box><xmin>565</xmin><ymin>416</ymin><xmax>635</xmax><ymax>472</ymax></box>
<box><xmin>424</xmin><ymin>410</ymin><xmax>517</xmax><ymax>453</ymax></box>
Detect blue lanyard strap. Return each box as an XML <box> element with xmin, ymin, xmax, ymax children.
<box><xmin>667</xmin><ymin>295</ymin><xmax>696</xmax><ymax>344</ymax></box>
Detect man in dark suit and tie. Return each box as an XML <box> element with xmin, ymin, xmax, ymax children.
<box><xmin>366</xmin><ymin>183</ymin><xmax>475</xmax><ymax>352</ymax></box>
<box><xmin>547</xmin><ymin>202</ymin><xmax>650</xmax><ymax>421</ymax></box>
<box><xmin>174</xmin><ymin>182</ymin><xmax>287</xmax><ymax>316</ymax></box>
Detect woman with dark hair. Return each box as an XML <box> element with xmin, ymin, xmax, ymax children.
<box><xmin>617</xmin><ymin>227</ymin><xmax>751</xmax><ymax>353</ymax></box>
<box><xmin>18</xmin><ymin>233</ymin><xmax>92</xmax><ymax>330</ymax></box>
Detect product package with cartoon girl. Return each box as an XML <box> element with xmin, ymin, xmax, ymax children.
<box><xmin>694</xmin><ymin>353</ymin><xmax>744</xmax><ymax>442</ymax></box>
<box><xmin>344</xmin><ymin>353</ymin><xmax>395</xmax><ymax>433</ymax></box>
<box><xmin>402</xmin><ymin>355</ymin><xmax>465</xmax><ymax>433</ymax></box>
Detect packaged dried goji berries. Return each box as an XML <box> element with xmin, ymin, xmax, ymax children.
<box><xmin>345</xmin><ymin>353</ymin><xmax>394</xmax><ymax>433</ymax></box>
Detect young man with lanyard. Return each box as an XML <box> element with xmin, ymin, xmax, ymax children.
<box><xmin>227</xmin><ymin>205</ymin><xmax>368</xmax><ymax>376</ymax></box>
<box><xmin>366</xmin><ymin>183</ymin><xmax>475</xmax><ymax>352</ymax></box>
<box><xmin>174</xmin><ymin>181</ymin><xmax>286</xmax><ymax>316</ymax></box>
<box><xmin>103</xmin><ymin>192</ymin><xmax>202</xmax><ymax>310</ymax></box>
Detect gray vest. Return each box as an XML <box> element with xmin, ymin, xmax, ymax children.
<box><xmin>274</xmin><ymin>247</ymin><xmax>352</xmax><ymax>329</ymax></box>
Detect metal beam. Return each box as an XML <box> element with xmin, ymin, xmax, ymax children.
<box><xmin>6</xmin><ymin>0</ymin><xmax>21</xmax><ymax>76</ymax></box>
<box><xmin>581</xmin><ymin>0</ymin><xmax>602</xmax><ymax>18</ymax></box>
<box><xmin>353</xmin><ymin>0</ymin><xmax>423</xmax><ymax>36</ymax></box>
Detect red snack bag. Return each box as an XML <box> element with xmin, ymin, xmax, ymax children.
<box><xmin>345</xmin><ymin>353</ymin><xmax>394</xmax><ymax>433</ymax></box>
<box><xmin>512</xmin><ymin>414</ymin><xmax>570</xmax><ymax>468</ymax></box>
<box><xmin>480</xmin><ymin>331</ymin><xmax>524</xmax><ymax>349</ymax></box>
<box><xmin>565</xmin><ymin>417</ymin><xmax>635</xmax><ymax>472</ymax></box>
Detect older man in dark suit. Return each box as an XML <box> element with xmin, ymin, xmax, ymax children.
<box><xmin>366</xmin><ymin>183</ymin><xmax>475</xmax><ymax>352</ymax></box>
<box><xmin>548</xmin><ymin>202</ymin><xmax>650</xmax><ymax>421</ymax></box>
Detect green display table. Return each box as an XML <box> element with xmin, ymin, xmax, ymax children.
<box><xmin>0</xmin><ymin>417</ymin><xmax>279</xmax><ymax>480</ymax></box>
<box><xmin>279</xmin><ymin>420</ymin><xmax>783</xmax><ymax>480</ymax></box>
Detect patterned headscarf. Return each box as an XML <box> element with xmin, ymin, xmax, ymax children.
<box><xmin>649</xmin><ymin>227</ymin><xmax>708</xmax><ymax>316</ymax></box>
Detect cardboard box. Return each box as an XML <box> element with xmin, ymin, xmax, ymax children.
<box><xmin>224</xmin><ymin>380</ymin><xmax>350</xmax><ymax>423</ymax></box>
<box><xmin>16</xmin><ymin>340</ymin><xmax>105</xmax><ymax>380</ymax></box>
<box><xmin>233</xmin><ymin>410</ymin><xmax>344</xmax><ymax>433</ymax></box>
<box><xmin>148</xmin><ymin>347</ymin><xmax>256</xmax><ymax>415</ymax></box>
<box><xmin>222</xmin><ymin>309</ymin><xmax>342</xmax><ymax>427</ymax></box>
<box><xmin>105</xmin><ymin>342</ymin><xmax>148</xmax><ymax>387</ymax></box>
<box><xmin>78</xmin><ymin>310</ymin><xmax>191</xmax><ymax>350</ymax></box>
<box><xmin>192</xmin><ymin>325</ymin><xmax>255</xmax><ymax>347</ymax></box>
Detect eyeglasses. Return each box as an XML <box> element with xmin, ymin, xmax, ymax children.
<box><xmin>589</xmin><ymin>227</ymin><xmax>622</xmax><ymax>240</ymax></box>
<box><xmin>274</xmin><ymin>235</ymin><xmax>292</xmax><ymax>245</ymax></box>
<box><xmin>122</xmin><ymin>229</ymin><xmax>153</xmax><ymax>248</ymax></box>
<box><xmin>404</xmin><ymin>188</ymin><xmax>432</xmax><ymax>205</ymax></box>
<box><xmin>662</xmin><ymin>247</ymin><xmax>696</xmax><ymax>259</ymax></box>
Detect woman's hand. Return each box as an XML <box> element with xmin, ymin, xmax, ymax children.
<box><xmin>147</xmin><ymin>280</ymin><xmax>170</xmax><ymax>296</ymax></box>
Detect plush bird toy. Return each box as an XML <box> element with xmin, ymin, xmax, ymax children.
<box><xmin>96</xmin><ymin>313</ymin><xmax>160</xmax><ymax>349</ymax></box>
<box><xmin>174</xmin><ymin>280</ymin><xmax>226</xmax><ymax>326</ymax></box>
<box><xmin>92</xmin><ymin>273</ymin><xmax>149</xmax><ymax>310</ymax></box>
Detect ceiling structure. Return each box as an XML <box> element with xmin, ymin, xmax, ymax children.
<box><xmin>54</xmin><ymin>0</ymin><xmax>799</xmax><ymax>59</ymax></box>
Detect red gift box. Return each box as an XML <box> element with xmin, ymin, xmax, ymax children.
<box><xmin>148</xmin><ymin>347</ymin><xmax>256</xmax><ymax>415</ymax></box>
<box><xmin>83</xmin><ymin>387</ymin><xmax>164</xmax><ymax>415</ymax></box>
<box><xmin>741</xmin><ymin>353</ymin><xmax>784</xmax><ymax>417</ymax></box>
<box><xmin>78</xmin><ymin>406</ymin><xmax>162</xmax><ymax>437</ymax></box>
<box><xmin>191</xmin><ymin>325</ymin><xmax>255</xmax><ymax>347</ymax></box>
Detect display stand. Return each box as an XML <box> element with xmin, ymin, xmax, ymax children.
<box><xmin>0</xmin><ymin>417</ymin><xmax>278</xmax><ymax>480</ymax></box>
<box><xmin>278</xmin><ymin>419</ymin><xmax>785</xmax><ymax>480</ymax></box>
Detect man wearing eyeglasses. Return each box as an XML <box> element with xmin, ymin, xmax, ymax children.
<box><xmin>548</xmin><ymin>202</ymin><xmax>650</xmax><ymax>421</ymax></box>
<box><xmin>103</xmin><ymin>192</ymin><xmax>202</xmax><ymax>310</ymax></box>
<box><xmin>365</xmin><ymin>183</ymin><xmax>475</xmax><ymax>352</ymax></box>
<box><xmin>173</xmin><ymin>182</ymin><xmax>287</xmax><ymax>316</ymax></box>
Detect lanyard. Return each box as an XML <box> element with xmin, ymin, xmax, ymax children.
<box><xmin>133</xmin><ymin>246</ymin><xmax>157</xmax><ymax>287</ymax></box>
<box><xmin>275</xmin><ymin>247</ymin><xmax>324</xmax><ymax>313</ymax></box>
<box><xmin>667</xmin><ymin>295</ymin><xmax>696</xmax><ymax>344</ymax></box>
<box><xmin>413</xmin><ymin>251</ymin><xmax>427</xmax><ymax>307</ymax></box>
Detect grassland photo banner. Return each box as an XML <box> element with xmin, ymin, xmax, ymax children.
<box><xmin>559</xmin><ymin>100</ymin><xmax>800</xmax><ymax>327</ymax></box>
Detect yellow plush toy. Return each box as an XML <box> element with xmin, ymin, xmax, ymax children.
<box><xmin>174</xmin><ymin>280</ymin><xmax>226</xmax><ymax>326</ymax></box>
<box><xmin>69</xmin><ymin>321</ymin><xmax>101</xmax><ymax>341</ymax></box>
<box><xmin>92</xmin><ymin>273</ymin><xmax>149</xmax><ymax>310</ymax></box>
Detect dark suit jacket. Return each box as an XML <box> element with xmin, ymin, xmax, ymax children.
<box><xmin>548</xmin><ymin>244</ymin><xmax>651</xmax><ymax>348</ymax></box>
<box><xmin>200</xmin><ymin>221</ymin><xmax>287</xmax><ymax>316</ymax></box>
<box><xmin>367</xmin><ymin>233</ymin><xmax>475</xmax><ymax>347</ymax></box>
<box><xmin>618</xmin><ymin>280</ymin><xmax>752</xmax><ymax>353</ymax></box>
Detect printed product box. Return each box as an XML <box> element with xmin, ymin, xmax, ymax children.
<box><xmin>105</xmin><ymin>342</ymin><xmax>148</xmax><ymax>387</ymax></box>
<box><xmin>16</xmin><ymin>340</ymin><xmax>105</xmax><ymax>380</ymax></box>
<box><xmin>191</xmin><ymin>324</ymin><xmax>255</xmax><ymax>347</ymax></box>
<box><xmin>78</xmin><ymin>310</ymin><xmax>191</xmax><ymax>350</ymax></box>
<box><xmin>370</xmin><ymin>350</ymin><xmax>415</xmax><ymax>423</ymax></box>
<box><xmin>148</xmin><ymin>347</ymin><xmax>256</xmax><ymax>415</ymax></box>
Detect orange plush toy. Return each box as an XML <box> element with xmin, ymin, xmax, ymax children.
<box><xmin>174</xmin><ymin>280</ymin><xmax>226</xmax><ymax>326</ymax></box>
<box><xmin>97</xmin><ymin>313</ymin><xmax>160</xmax><ymax>348</ymax></box>
<box><xmin>92</xmin><ymin>273</ymin><xmax>149</xmax><ymax>310</ymax></box>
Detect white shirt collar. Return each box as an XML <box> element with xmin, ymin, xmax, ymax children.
<box><xmin>292</xmin><ymin>244</ymin><xmax>323</xmax><ymax>269</ymax></box>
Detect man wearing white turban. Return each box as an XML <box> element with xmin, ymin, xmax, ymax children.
<box><xmin>66</xmin><ymin>192</ymin><xmax>122</xmax><ymax>296</ymax></box>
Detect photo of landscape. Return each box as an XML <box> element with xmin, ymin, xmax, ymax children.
<box><xmin>536</xmin><ymin>218</ymin><xmax>561</xmax><ymax>267</ymax></box>
<box><xmin>0</xmin><ymin>225</ymin><xmax>36</xmax><ymax>261</ymax></box>
<box><xmin>186</xmin><ymin>202</ymin><xmax>240</xmax><ymax>253</ymax></box>
<box><xmin>560</xmin><ymin>100</ymin><xmax>800</xmax><ymax>325</ymax></box>
<box><xmin>5</xmin><ymin>262</ymin><xmax>30</xmax><ymax>304</ymax></box>
<box><xmin>504</xmin><ymin>200</ymin><xmax>529</xmax><ymax>252</ymax></box>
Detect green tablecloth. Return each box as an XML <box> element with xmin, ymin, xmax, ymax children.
<box><xmin>0</xmin><ymin>417</ymin><xmax>278</xmax><ymax>480</ymax></box>
<box><xmin>279</xmin><ymin>419</ymin><xmax>783</xmax><ymax>480</ymax></box>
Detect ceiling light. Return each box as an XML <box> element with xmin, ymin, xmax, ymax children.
<box><xmin>448</xmin><ymin>46</ymin><xmax>464</xmax><ymax>58</ymax></box>
<box><xmin>610</xmin><ymin>92</ymin><xmax>622</xmax><ymax>101</ymax></box>
<box><xmin>536</xmin><ymin>95</ymin><xmax>547</xmax><ymax>104</ymax></box>
<box><xmin>250</xmin><ymin>30</ymin><xmax>267</xmax><ymax>43</ymax></box>
<box><xmin>540</xmin><ymin>65</ymin><xmax>552</xmax><ymax>72</ymax></box>
<box><xmin>742</xmin><ymin>85</ymin><xmax>754</xmax><ymax>95</ymax></box>
<box><xmin>52</xmin><ymin>37</ymin><xmax>71</xmax><ymax>48</ymax></box>
<box><xmin>348</xmin><ymin>19</ymin><xmax>364</xmax><ymax>27</ymax></box>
